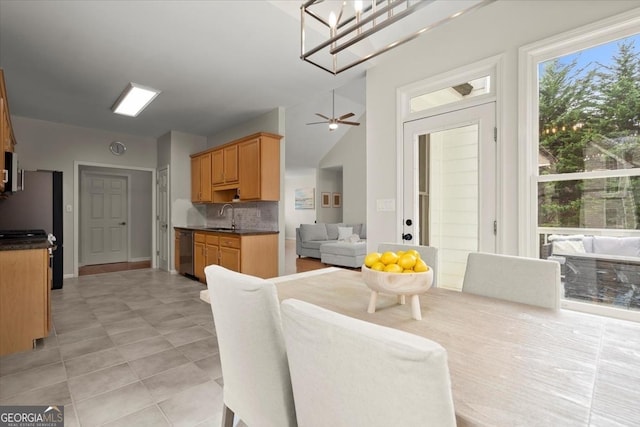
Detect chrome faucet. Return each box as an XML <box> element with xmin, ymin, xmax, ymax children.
<box><xmin>219</xmin><ymin>203</ymin><xmax>235</xmax><ymax>230</ymax></box>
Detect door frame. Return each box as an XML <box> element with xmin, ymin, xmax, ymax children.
<box><xmin>157</xmin><ymin>165</ymin><xmax>171</xmax><ymax>272</ymax></box>
<box><xmin>73</xmin><ymin>161</ymin><xmax>157</xmax><ymax>277</ymax></box>
<box><xmin>396</xmin><ymin>54</ymin><xmax>507</xmax><ymax>253</ymax></box>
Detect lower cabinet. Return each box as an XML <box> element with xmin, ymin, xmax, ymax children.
<box><xmin>193</xmin><ymin>231</ymin><xmax>277</xmax><ymax>281</ymax></box>
<box><xmin>0</xmin><ymin>248</ymin><xmax>51</xmax><ymax>356</ymax></box>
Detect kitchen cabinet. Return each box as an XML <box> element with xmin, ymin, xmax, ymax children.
<box><xmin>190</xmin><ymin>152</ymin><xmax>212</xmax><ymax>203</ymax></box>
<box><xmin>190</xmin><ymin>132</ymin><xmax>281</xmax><ymax>203</ymax></box>
<box><xmin>0</xmin><ymin>248</ymin><xmax>51</xmax><ymax>356</ymax></box>
<box><xmin>192</xmin><ymin>230</ymin><xmax>277</xmax><ymax>280</ymax></box>
<box><xmin>174</xmin><ymin>231</ymin><xmax>180</xmax><ymax>272</ymax></box>
<box><xmin>212</xmin><ymin>145</ymin><xmax>238</xmax><ymax>187</ymax></box>
<box><xmin>0</xmin><ymin>68</ymin><xmax>17</xmax><ymax>194</ymax></box>
<box><xmin>238</xmin><ymin>134</ymin><xmax>281</xmax><ymax>201</ymax></box>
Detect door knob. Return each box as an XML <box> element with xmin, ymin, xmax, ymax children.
<box><xmin>402</xmin><ymin>233</ymin><xmax>413</xmax><ymax>241</ymax></box>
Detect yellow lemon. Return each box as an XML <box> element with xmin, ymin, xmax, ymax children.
<box><xmin>397</xmin><ymin>254</ymin><xmax>417</xmax><ymax>270</ymax></box>
<box><xmin>380</xmin><ymin>251</ymin><xmax>399</xmax><ymax>265</ymax></box>
<box><xmin>414</xmin><ymin>258</ymin><xmax>429</xmax><ymax>272</ymax></box>
<box><xmin>396</xmin><ymin>250</ymin><xmax>405</xmax><ymax>257</ymax></box>
<box><xmin>371</xmin><ymin>261</ymin><xmax>385</xmax><ymax>271</ymax></box>
<box><xmin>364</xmin><ymin>252</ymin><xmax>381</xmax><ymax>268</ymax></box>
<box><xmin>402</xmin><ymin>269</ymin><xmax>414</xmax><ymax>273</ymax></box>
<box><xmin>383</xmin><ymin>263</ymin><xmax>403</xmax><ymax>273</ymax></box>
<box><xmin>405</xmin><ymin>249</ymin><xmax>421</xmax><ymax>260</ymax></box>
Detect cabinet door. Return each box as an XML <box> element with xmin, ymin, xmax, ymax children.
<box><xmin>239</xmin><ymin>138</ymin><xmax>261</xmax><ymax>200</ymax></box>
<box><xmin>174</xmin><ymin>232</ymin><xmax>180</xmax><ymax>272</ymax></box>
<box><xmin>191</xmin><ymin>157</ymin><xmax>201</xmax><ymax>202</ymax></box>
<box><xmin>206</xmin><ymin>242</ymin><xmax>219</xmax><ymax>268</ymax></box>
<box><xmin>212</xmin><ymin>149</ymin><xmax>224</xmax><ymax>185</ymax></box>
<box><xmin>200</xmin><ymin>153</ymin><xmax>212</xmax><ymax>202</ymax></box>
<box><xmin>224</xmin><ymin>145</ymin><xmax>239</xmax><ymax>183</ymax></box>
<box><xmin>220</xmin><ymin>246</ymin><xmax>240</xmax><ymax>272</ymax></box>
<box><xmin>194</xmin><ymin>233</ymin><xmax>206</xmax><ymax>282</ymax></box>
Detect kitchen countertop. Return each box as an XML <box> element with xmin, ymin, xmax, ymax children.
<box><xmin>174</xmin><ymin>226</ymin><xmax>278</xmax><ymax>236</ymax></box>
<box><xmin>0</xmin><ymin>238</ymin><xmax>54</xmax><ymax>251</ymax></box>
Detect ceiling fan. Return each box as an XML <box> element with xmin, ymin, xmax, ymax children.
<box><xmin>307</xmin><ymin>90</ymin><xmax>360</xmax><ymax>131</ymax></box>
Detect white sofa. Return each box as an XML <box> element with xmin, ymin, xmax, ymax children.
<box><xmin>296</xmin><ymin>223</ymin><xmax>366</xmax><ymax>267</ymax></box>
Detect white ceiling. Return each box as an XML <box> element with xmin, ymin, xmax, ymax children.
<box><xmin>0</xmin><ymin>0</ymin><xmax>482</xmax><ymax>169</ymax></box>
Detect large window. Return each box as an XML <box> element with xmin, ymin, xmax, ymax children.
<box><xmin>521</xmin><ymin>11</ymin><xmax>640</xmax><ymax>320</ymax></box>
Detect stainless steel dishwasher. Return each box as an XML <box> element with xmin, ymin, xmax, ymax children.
<box><xmin>177</xmin><ymin>229</ymin><xmax>194</xmax><ymax>277</ymax></box>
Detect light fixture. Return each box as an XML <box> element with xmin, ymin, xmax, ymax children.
<box><xmin>300</xmin><ymin>0</ymin><xmax>496</xmax><ymax>75</ymax></box>
<box><xmin>111</xmin><ymin>82</ymin><xmax>161</xmax><ymax>117</ymax></box>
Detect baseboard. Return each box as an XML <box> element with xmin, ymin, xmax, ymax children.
<box><xmin>128</xmin><ymin>257</ymin><xmax>151</xmax><ymax>263</ymax></box>
<box><xmin>63</xmin><ymin>273</ymin><xmax>75</xmax><ymax>279</ymax></box>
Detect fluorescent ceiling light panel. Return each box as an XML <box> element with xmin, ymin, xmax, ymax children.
<box><xmin>111</xmin><ymin>82</ymin><xmax>161</xmax><ymax>117</ymax></box>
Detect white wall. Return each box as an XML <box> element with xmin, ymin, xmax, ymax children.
<box><xmin>284</xmin><ymin>169</ymin><xmax>317</xmax><ymax>239</ymax></box>
<box><xmin>365</xmin><ymin>1</ymin><xmax>640</xmax><ymax>255</ymax></box>
<box><xmin>319</xmin><ymin>115</ymin><xmax>366</xmax><ymax>224</ymax></box>
<box><xmin>12</xmin><ymin>116</ymin><xmax>157</xmax><ymax>277</ymax></box>
<box><xmin>316</xmin><ymin>168</ymin><xmax>342</xmax><ymax>223</ymax></box>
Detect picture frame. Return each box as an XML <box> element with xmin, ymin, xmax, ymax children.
<box><xmin>321</xmin><ymin>192</ymin><xmax>331</xmax><ymax>208</ymax></box>
<box><xmin>295</xmin><ymin>187</ymin><xmax>315</xmax><ymax>209</ymax></box>
<box><xmin>332</xmin><ymin>192</ymin><xmax>342</xmax><ymax>208</ymax></box>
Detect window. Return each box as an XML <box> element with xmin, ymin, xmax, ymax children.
<box><xmin>521</xmin><ymin>10</ymin><xmax>640</xmax><ymax>320</ymax></box>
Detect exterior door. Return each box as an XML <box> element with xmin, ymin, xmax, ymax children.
<box><xmin>157</xmin><ymin>166</ymin><xmax>169</xmax><ymax>271</ymax></box>
<box><xmin>403</xmin><ymin>102</ymin><xmax>496</xmax><ymax>289</ymax></box>
<box><xmin>80</xmin><ymin>173</ymin><xmax>128</xmax><ymax>265</ymax></box>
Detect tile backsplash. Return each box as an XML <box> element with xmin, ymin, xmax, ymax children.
<box><xmin>205</xmin><ymin>201</ymin><xmax>278</xmax><ymax>231</ymax></box>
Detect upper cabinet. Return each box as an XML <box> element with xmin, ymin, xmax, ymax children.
<box><xmin>191</xmin><ymin>132</ymin><xmax>281</xmax><ymax>203</ymax></box>
<box><xmin>212</xmin><ymin>144</ymin><xmax>238</xmax><ymax>187</ymax></box>
<box><xmin>0</xmin><ymin>69</ymin><xmax>17</xmax><ymax>193</ymax></box>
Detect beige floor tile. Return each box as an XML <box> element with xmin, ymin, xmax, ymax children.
<box><xmin>128</xmin><ymin>348</ymin><xmax>190</xmax><ymax>379</ymax></box>
<box><xmin>59</xmin><ymin>336</ymin><xmax>115</xmax><ymax>360</ymax></box>
<box><xmin>163</xmin><ymin>325</ymin><xmax>213</xmax><ymax>347</ymax></box>
<box><xmin>118</xmin><ymin>336</ymin><xmax>174</xmax><ymax>361</ymax></box>
<box><xmin>68</xmin><ymin>362</ymin><xmax>138</xmax><ymax>402</ymax></box>
<box><xmin>103</xmin><ymin>404</ymin><xmax>170</xmax><ymax>427</ymax></box>
<box><xmin>75</xmin><ymin>381</ymin><xmax>154</xmax><ymax>426</ymax></box>
<box><xmin>142</xmin><ymin>363</ymin><xmax>210</xmax><ymax>402</ymax></box>
<box><xmin>158</xmin><ymin>380</ymin><xmax>224</xmax><ymax>427</ymax></box>
<box><xmin>64</xmin><ymin>347</ymin><xmax>125</xmax><ymax>378</ymax></box>
<box><xmin>0</xmin><ymin>381</ymin><xmax>72</xmax><ymax>406</ymax></box>
<box><xmin>0</xmin><ymin>362</ymin><xmax>67</xmax><ymax>400</ymax></box>
<box><xmin>0</xmin><ymin>347</ymin><xmax>61</xmax><ymax>377</ymax></box>
<box><xmin>176</xmin><ymin>337</ymin><xmax>219</xmax><ymax>362</ymax></box>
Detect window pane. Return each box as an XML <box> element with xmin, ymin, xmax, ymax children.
<box><xmin>538</xmin><ymin>34</ymin><xmax>640</xmax><ymax>175</ymax></box>
<box><xmin>538</xmin><ymin>176</ymin><xmax>640</xmax><ymax>229</ymax></box>
<box><xmin>410</xmin><ymin>76</ymin><xmax>490</xmax><ymax>113</ymax></box>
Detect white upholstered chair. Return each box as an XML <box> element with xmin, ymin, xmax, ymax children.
<box><xmin>377</xmin><ymin>243</ymin><xmax>438</xmax><ymax>286</ymax></box>
<box><xmin>462</xmin><ymin>252</ymin><xmax>561</xmax><ymax>310</ymax></box>
<box><xmin>280</xmin><ymin>298</ymin><xmax>456</xmax><ymax>427</ymax></box>
<box><xmin>204</xmin><ymin>265</ymin><xmax>297</xmax><ymax>427</ymax></box>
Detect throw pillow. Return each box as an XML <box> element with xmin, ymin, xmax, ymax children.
<box><xmin>338</xmin><ymin>226</ymin><xmax>353</xmax><ymax>241</ymax></box>
<box><xmin>552</xmin><ymin>240</ymin><xmax>586</xmax><ymax>255</ymax></box>
<box><xmin>300</xmin><ymin>224</ymin><xmax>328</xmax><ymax>242</ymax></box>
<box><xmin>325</xmin><ymin>223</ymin><xmax>344</xmax><ymax>240</ymax></box>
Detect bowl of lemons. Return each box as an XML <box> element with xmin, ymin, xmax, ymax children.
<box><xmin>361</xmin><ymin>250</ymin><xmax>433</xmax><ymax>320</ymax></box>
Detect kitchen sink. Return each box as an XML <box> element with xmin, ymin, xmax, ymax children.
<box><xmin>205</xmin><ymin>227</ymin><xmax>236</xmax><ymax>232</ymax></box>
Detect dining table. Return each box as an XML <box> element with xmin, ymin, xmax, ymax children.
<box><xmin>272</xmin><ymin>267</ymin><xmax>640</xmax><ymax>427</ymax></box>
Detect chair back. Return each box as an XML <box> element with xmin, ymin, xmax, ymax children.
<box><xmin>462</xmin><ymin>252</ymin><xmax>561</xmax><ymax>309</ymax></box>
<box><xmin>205</xmin><ymin>265</ymin><xmax>297</xmax><ymax>427</ymax></box>
<box><xmin>281</xmin><ymin>298</ymin><xmax>456</xmax><ymax>427</ymax></box>
<box><xmin>378</xmin><ymin>243</ymin><xmax>438</xmax><ymax>286</ymax></box>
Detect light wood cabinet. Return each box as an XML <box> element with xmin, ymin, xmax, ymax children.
<box><xmin>238</xmin><ymin>134</ymin><xmax>281</xmax><ymax>201</ymax></box>
<box><xmin>190</xmin><ymin>152</ymin><xmax>212</xmax><ymax>203</ymax></box>
<box><xmin>212</xmin><ymin>145</ymin><xmax>238</xmax><ymax>187</ymax></box>
<box><xmin>192</xmin><ymin>230</ymin><xmax>277</xmax><ymax>280</ymax></box>
<box><xmin>191</xmin><ymin>132</ymin><xmax>281</xmax><ymax>203</ymax></box>
<box><xmin>0</xmin><ymin>68</ymin><xmax>17</xmax><ymax>194</ymax></box>
<box><xmin>0</xmin><ymin>248</ymin><xmax>51</xmax><ymax>356</ymax></box>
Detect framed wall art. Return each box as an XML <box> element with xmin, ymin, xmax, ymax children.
<box><xmin>332</xmin><ymin>192</ymin><xmax>342</xmax><ymax>208</ymax></box>
<box><xmin>295</xmin><ymin>187</ymin><xmax>315</xmax><ymax>209</ymax></box>
<box><xmin>321</xmin><ymin>192</ymin><xmax>331</xmax><ymax>208</ymax></box>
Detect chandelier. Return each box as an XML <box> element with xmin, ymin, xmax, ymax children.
<box><xmin>300</xmin><ymin>0</ymin><xmax>495</xmax><ymax>75</ymax></box>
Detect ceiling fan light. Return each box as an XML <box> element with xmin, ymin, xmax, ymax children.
<box><xmin>329</xmin><ymin>122</ymin><xmax>339</xmax><ymax>130</ymax></box>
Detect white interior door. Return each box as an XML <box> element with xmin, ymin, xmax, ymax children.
<box><xmin>403</xmin><ymin>102</ymin><xmax>496</xmax><ymax>289</ymax></box>
<box><xmin>157</xmin><ymin>166</ymin><xmax>169</xmax><ymax>271</ymax></box>
<box><xmin>81</xmin><ymin>173</ymin><xmax>128</xmax><ymax>265</ymax></box>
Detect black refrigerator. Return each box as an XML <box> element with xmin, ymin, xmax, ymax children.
<box><xmin>0</xmin><ymin>170</ymin><xmax>64</xmax><ymax>289</ymax></box>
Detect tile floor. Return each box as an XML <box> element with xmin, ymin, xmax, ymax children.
<box><xmin>0</xmin><ymin>269</ymin><xmax>227</xmax><ymax>426</ymax></box>
<box><xmin>0</xmin><ymin>241</ymin><xmax>326</xmax><ymax>426</ymax></box>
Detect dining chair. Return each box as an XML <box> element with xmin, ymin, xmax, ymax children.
<box><xmin>204</xmin><ymin>265</ymin><xmax>297</xmax><ymax>427</ymax></box>
<box><xmin>280</xmin><ymin>298</ymin><xmax>456</xmax><ymax>427</ymax></box>
<box><xmin>462</xmin><ymin>252</ymin><xmax>562</xmax><ymax>309</ymax></box>
<box><xmin>378</xmin><ymin>243</ymin><xmax>438</xmax><ymax>286</ymax></box>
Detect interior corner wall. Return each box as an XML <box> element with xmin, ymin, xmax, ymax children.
<box><xmin>285</xmin><ymin>170</ymin><xmax>317</xmax><ymax>239</ymax></box>
<box><xmin>316</xmin><ymin>168</ymin><xmax>342</xmax><ymax>224</ymax></box>
<box><xmin>11</xmin><ymin>115</ymin><xmax>157</xmax><ymax>277</ymax></box>
<box><xmin>365</xmin><ymin>1</ymin><xmax>639</xmax><ymax>255</ymax></box>
<box><xmin>319</xmin><ymin>115</ymin><xmax>366</xmax><ymax>224</ymax></box>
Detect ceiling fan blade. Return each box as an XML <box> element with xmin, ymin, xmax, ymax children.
<box><xmin>306</xmin><ymin>121</ymin><xmax>328</xmax><ymax>125</ymax></box>
<box><xmin>316</xmin><ymin>113</ymin><xmax>331</xmax><ymax>120</ymax></box>
<box><xmin>338</xmin><ymin>112</ymin><xmax>354</xmax><ymax>120</ymax></box>
<box><xmin>337</xmin><ymin>120</ymin><xmax>360</xmax><ymax>126</ymax></box>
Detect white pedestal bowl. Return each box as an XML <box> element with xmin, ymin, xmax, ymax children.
<box><xmin>362</xmin><ymin>266</ymin><xmax>433</xmax><ymax>320</ymax></box>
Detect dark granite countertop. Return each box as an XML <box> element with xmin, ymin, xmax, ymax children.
<box><xmin>0</xmin><ymin>238</ymin><xmax>54</xmax><ymax>251</ymax></box>
<box><xmin>174</xmin><ymin>226</ymin><xmax>278</xmax><ymax>236</ymax></box>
